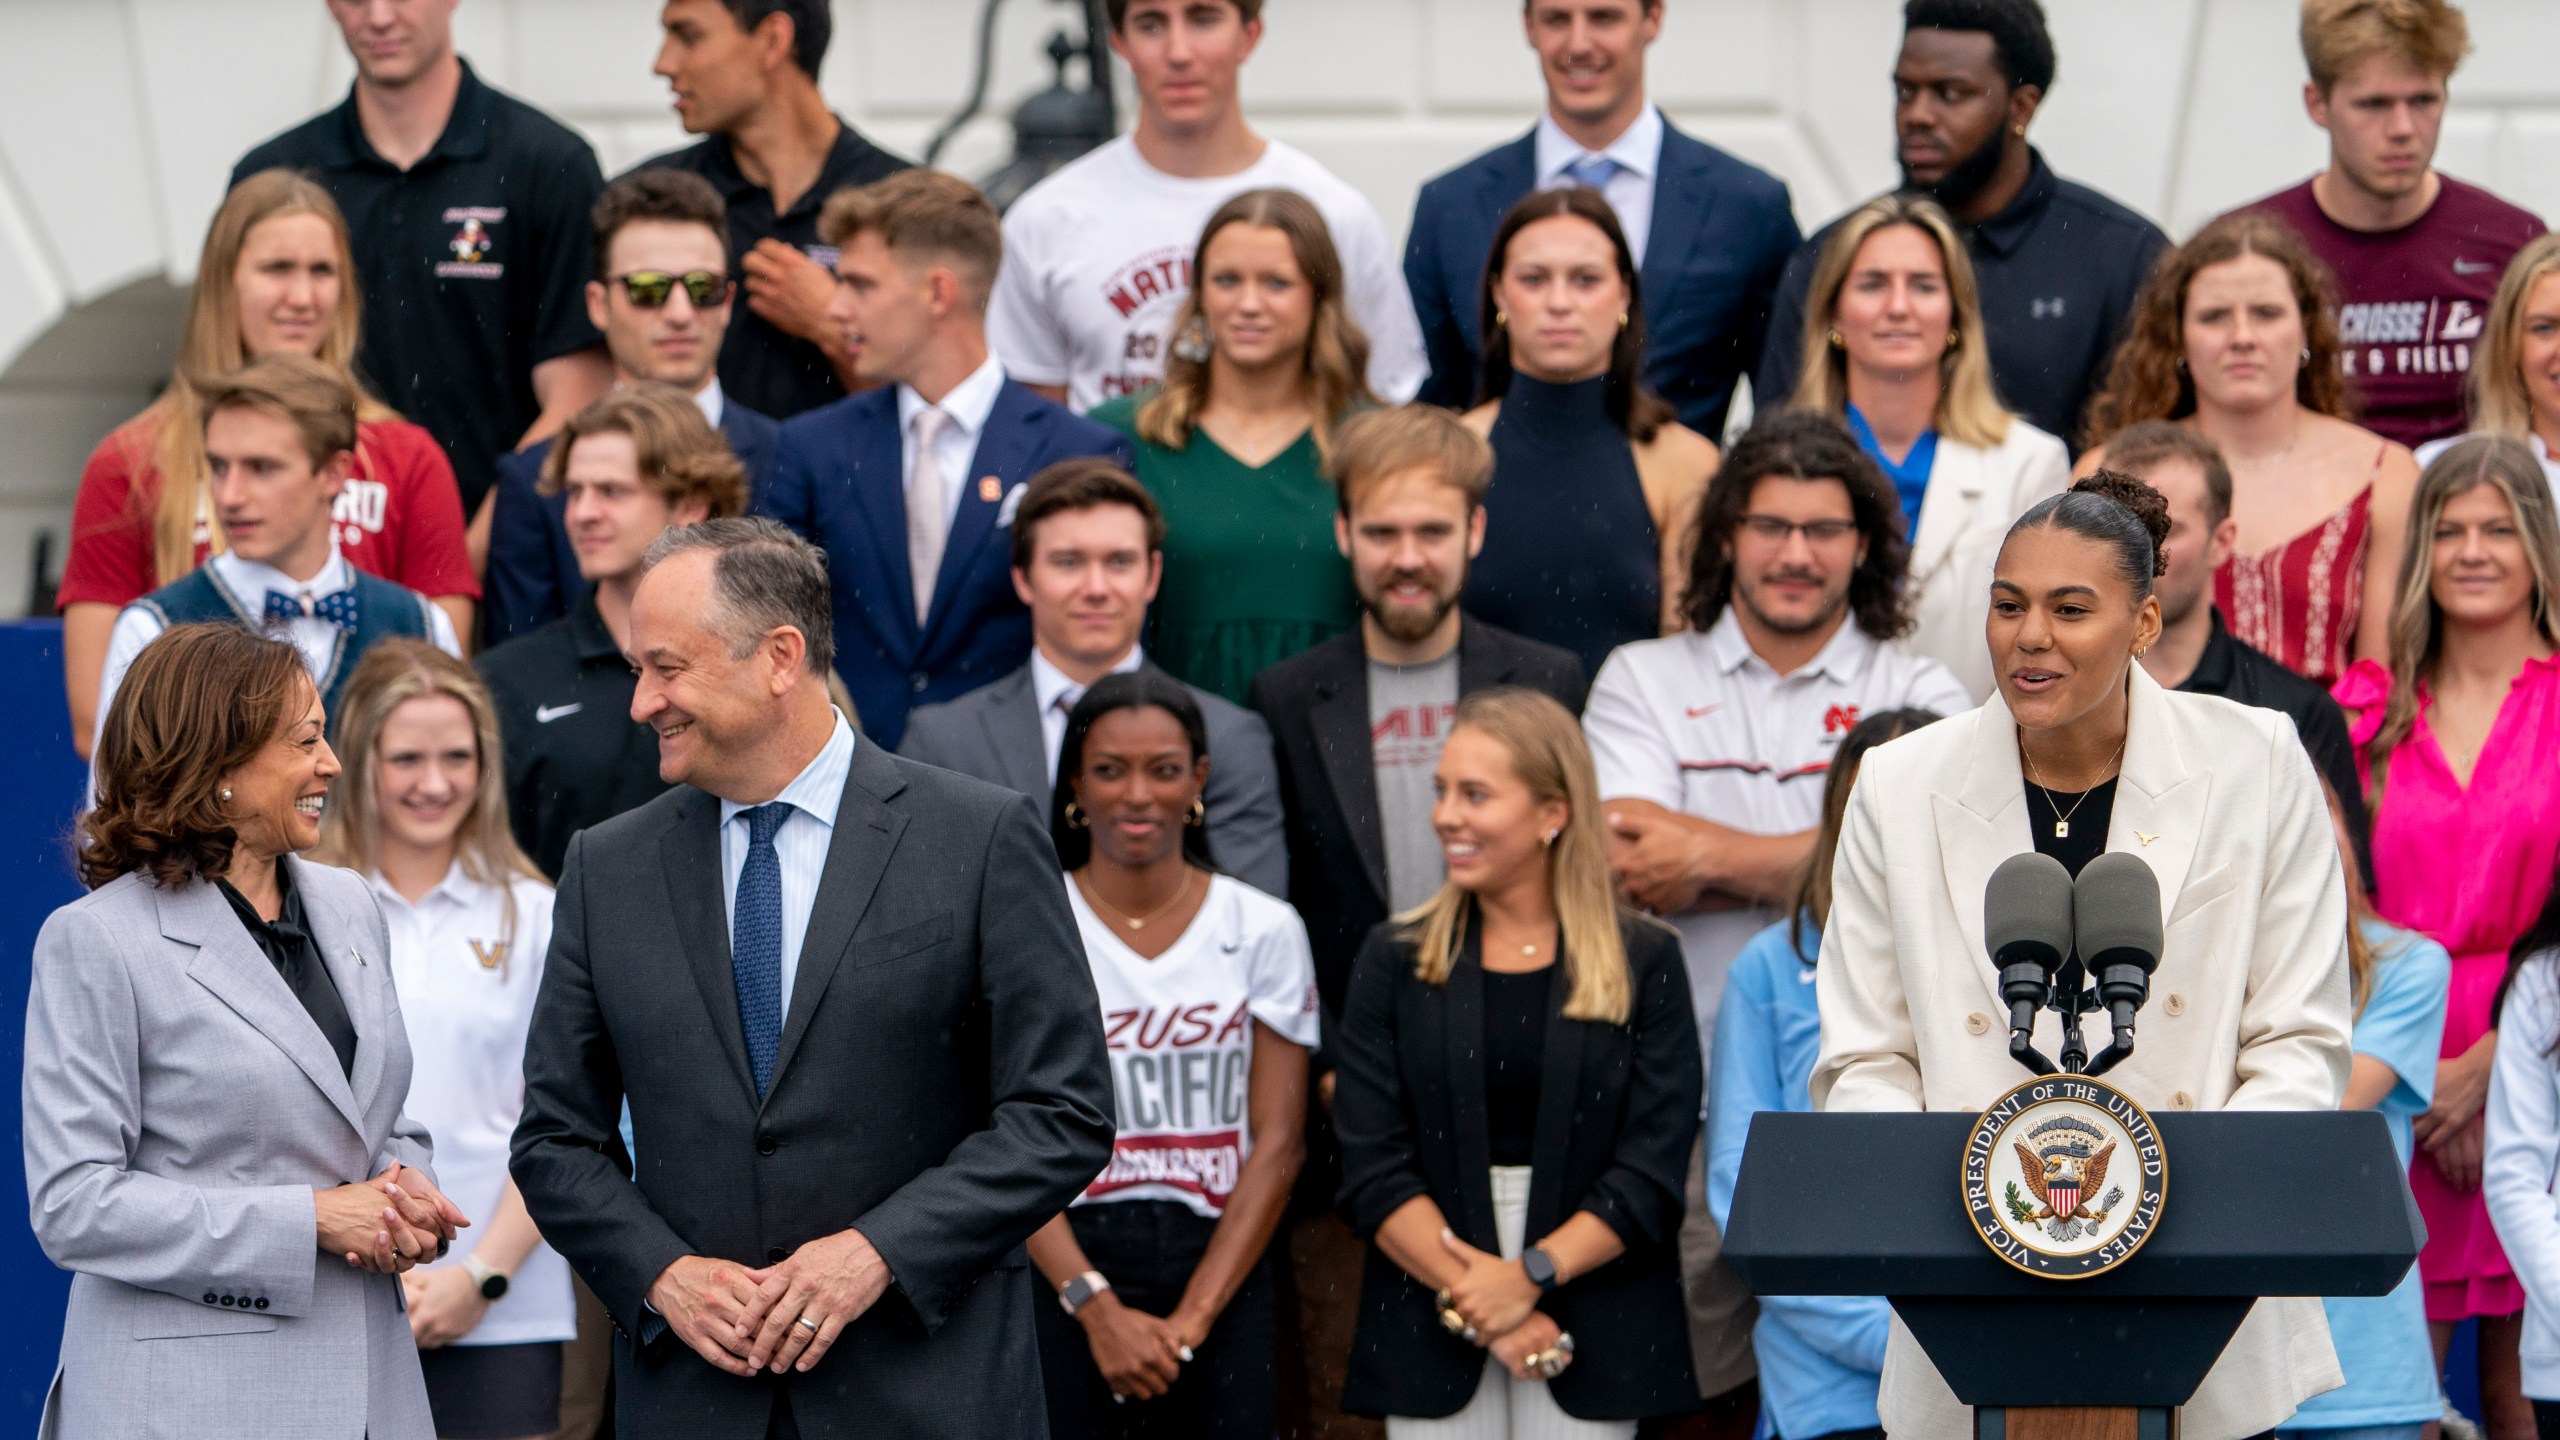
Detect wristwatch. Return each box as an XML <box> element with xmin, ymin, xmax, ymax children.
<box><xmin>461</xmin><ymin>1255</ymin><xmax>510</xmax><ymax>1302</ymax></box>
<box><xmin>1059</xmin><ymin>1270</ymin><xmax>1112</xmax><ymax>1317</ymax></box>
<box><xmin>1521</xmin><ymin>1245</ymin><xmax>1561</xmax><ymax>1294</ymax></box>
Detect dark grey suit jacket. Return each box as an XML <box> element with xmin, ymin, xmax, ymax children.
<box><xmin>898</xmin><ymin>660</ymin><xmax>1290</xmax><ymax>897</ymax></box>
<box><xmin>511</xmin><ymin>736</ymin><xmax>1114</xmax><ymax>1439</ymax></box>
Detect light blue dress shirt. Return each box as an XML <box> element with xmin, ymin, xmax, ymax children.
<box><xmin>717</xmin><ymin>711</ymin><xmax>856</xmax><ymax>1019</ymax></box>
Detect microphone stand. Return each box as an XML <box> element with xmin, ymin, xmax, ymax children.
<box><xmin>2010</xmin><ymin>961</ymin><xmax>2137</xmax><ymax>1078</ymax></box>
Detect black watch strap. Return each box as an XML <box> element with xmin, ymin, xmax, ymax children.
<box><xmin>1522</xmin><ymin>1246</ymin><xmax>1559</xmax><ymax>1293</ymax></box>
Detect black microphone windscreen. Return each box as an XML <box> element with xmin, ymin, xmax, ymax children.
<box><xmin>1984</xmin><ymin>852</ymin><xmax>2073</xmax><ymax>971</ymax></box>
<box><xmin>2074</xmin><ymin>852</ymin><xmax>2165</xmax><ymax>974</ymax></box>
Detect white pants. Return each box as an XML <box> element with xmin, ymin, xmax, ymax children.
<box><xmin>1385</xmin><ymin>1166</ymin><xmax>1637</xmax><ymax>1440</ymax></box>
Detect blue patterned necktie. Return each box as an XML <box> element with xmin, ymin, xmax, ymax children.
<box><xmin>732</xmin><ymin>802</ymin><xmax>791</xmax><ymax>1098</ymax></box>
<box><xmin>1563</xmin><ymin>153</ymin><xmax>1622</xmax><ymax>192</ymax></box>
<box><xmin>264</xmin><ymin>588</ymin><xmax>360</xmax><ymax>630</ymax></box>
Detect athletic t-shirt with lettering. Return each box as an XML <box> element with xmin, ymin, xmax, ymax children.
<box><xmin>2248</xmin><ymin>176</ymin><xmax>2546</xmax><ymax>448</ymax></box>
<box><xmin>988</xmin><ymin>134</ymin><xmax>1427</xmax><ymax>413</ymax></box>
<box><xmin>1368</xmin><ymin>651</ymin><xmax>1460</xmax><ymax>912</ymax></box>
<box><xmin>1068</xmin><ymin>873</ymin><xmax>1322</xmax><ymax>1218</ymax></box>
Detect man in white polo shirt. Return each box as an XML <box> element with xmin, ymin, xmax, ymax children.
<box><xmin>1581</xmin><ymin>409</ymin><xmax>1969</xmax><ymax>1415</ymax></box>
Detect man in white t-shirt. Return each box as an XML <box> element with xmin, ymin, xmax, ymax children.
<box><xmin>987</xmin><ymin>0</ymin><xmax>1426</xmax><ymax>412</ymax></box>
<box><xmin>1580</xmin><ymin>410</ymin><xmax>1969</xmax><ymax>1411</ymax></box>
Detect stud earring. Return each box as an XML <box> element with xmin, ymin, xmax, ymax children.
<box><xmin>1946</xmin><ymin>329</ymin><xmax>1961</xmax><ymax>350</ymax></box>
<box><xmin>1171</xmin><ymin>315</ymin><xmax>1212</xmax><ymax>365</ymax></box>
<box><xmin>1618</xmin><ymin>313</ymin><xmax>1630</xmax><ymax>331</ymax></box>
<box><xmin>2301</xmin><ymin>346</ymin><xmax>2311</xmax><ymax>365</ymax></box>
<box><xmin>1495</xmin><ymin>310</ymin><xmax>1509</xmax><ymax>329</ymax></box>
<box><xmin>218</xmin><ymin>787</ymin><xmax>234</xmax><ymax>804</ymax></box>
<box><xmin>1827</xmin><ymin>329</ymin><xmax>1845</xmax><ymax>350</ymax></box>
<box><xmin>1540</xmin><ymin>828</ymin><xmax>1559</xmax><ymax>847</ymax></box>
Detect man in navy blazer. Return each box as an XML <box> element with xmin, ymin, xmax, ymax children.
<box><xmin>487</xmin><ymin>169</ymin><xmax>785</xmax><ymax>644</ymax></box>
<box><xmin>1403</xmin><ymin>0</ymin><xmax>1799</xmax><ymax>439</ymax></box>
<box><xmin>759</xmin><ymin>169</ymin><xmax>1130</xmax><ymax>751</ymax></box>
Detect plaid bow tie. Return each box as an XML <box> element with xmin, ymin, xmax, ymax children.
<box><xmin>264</xmin><ymin>588</ymin><xmax>360</xmax><ymax>631</ymax></box>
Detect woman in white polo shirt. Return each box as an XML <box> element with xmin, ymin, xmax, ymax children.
<box><xmin>316</xmin><ymin>638</ymin><xmax>571</xmax><ymax>1440</ymax></box>
<box><xmin>1029</xmin><ymin>670</ymin><xmax>1320</xmax><ymax>1440</ymax></box>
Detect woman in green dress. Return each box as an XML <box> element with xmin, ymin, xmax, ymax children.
<box><xmin>1091</xmin><ymin>187</ymin><xmax>1379</xmax><ymax>704</ymax></box>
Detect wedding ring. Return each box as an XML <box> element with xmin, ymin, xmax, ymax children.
<box><xmin>795</xmin><ymin>1315</ymin><xmax>821</xmax><ymax>1332</ymax></box>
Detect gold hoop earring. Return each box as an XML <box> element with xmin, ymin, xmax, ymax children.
<box><xmin>1188</xmin><ymin>798</ymin><xmax>1207</xmax><ymax>827</ymax></box>
<box><xmin>1064</xmin><ymin>801</ymin><xmax>1088</xmax><ymax>829</ymax></box>
<box><xmin>1827</xmin><ymin>329</ymin><xmax>1845</xmax><ymax>350</ymax></box>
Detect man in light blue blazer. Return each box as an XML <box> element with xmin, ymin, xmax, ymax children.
<box><xmin>1403</xmin><ymin>0</ymin><xmax>1800</xmax><ymax>438</ymax></box>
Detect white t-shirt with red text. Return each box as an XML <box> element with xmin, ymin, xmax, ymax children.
<box><xmin>988</xmin><ymin>134</ymin><xmax>1427</xmax><ymax>413</ymax></box>
<box><xmin>1067</xmin><ymin>873</ymin><xmax>1322</xmax><ymax>1218</ymax></box>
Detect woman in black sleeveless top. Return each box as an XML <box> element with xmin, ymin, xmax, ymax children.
<box><xmin>1459</xmin><ymin>188</ymin><xmax>1720</xmax><ymax>679</ymax></box>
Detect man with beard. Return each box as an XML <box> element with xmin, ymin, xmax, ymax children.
<box><xmin>1755</xmin><ymin>0</ymin><xmax>2166</xmax><ymax>451</ymax></box>
<box><xmin>1247</xmin><ymin>405</ymin><xmax>1585</xmax><ymax>1436</ymax></box>
<box><xmin>1581</xmin><ymin>411</ymin><xmax>1969</xmax><ymax>1413</ymax></box>
<box><xmin>897</xmin><ymin>457</ymin><xmax>1287</xmax><ymax>896</ymax></box>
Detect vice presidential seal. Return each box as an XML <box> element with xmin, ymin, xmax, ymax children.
<box><xmin>1961</xmin><ymin>1074</ymin><xmax>2166</xmax><ymax>1278</ymax></box>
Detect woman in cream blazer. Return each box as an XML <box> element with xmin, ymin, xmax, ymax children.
<box><xmin>1811</xmin><ymin>475</ymin><xmax>2354</xmax><ymax>1440</ymax></box>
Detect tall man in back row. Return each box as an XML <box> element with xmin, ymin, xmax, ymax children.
<box><xmin>512</xmin><ymin>517</ymin><xmax>1114</xmax><ymax>1438</ymax></box>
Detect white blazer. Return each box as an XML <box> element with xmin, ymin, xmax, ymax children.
<box><xmin>1903</xmin><ymin>420</ymin><xmax>2071</xmax><ymax>702</ymax></box>
<box><xmin>1811</xmin><ymin>665</ymin><xmax>2354</xmax><ymax>1439</ymax></box>
<box><xmin>2484</xmin><ymin>954</ymin><xmax>2560</xmax><ymax>1400</ymax></box>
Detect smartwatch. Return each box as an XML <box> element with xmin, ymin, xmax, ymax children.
<box><xmin>1059</xmin><ymin>1270</ymin><xmax>1112</xmax><ymax>1317</ymax></box>
<box><xmin>462</xmin><ymin>1255</ymin><xmax>510</xmax><ymax>1302</ymax></box>
<box><xmin>1521</xmin><ymin>1245</ymin><xmax>1560</xmax><ymax>1294</ymax></box>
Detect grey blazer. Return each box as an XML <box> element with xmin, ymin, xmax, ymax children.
<box><xmin>899</xmin><ymin>660</ymin><xmax>1291</xmax><ymax>896</ymax></box>
<box><xmin>24</xmin><ymin>857</ymin><xmax>436</xmax><ymax>1440</ymax></box>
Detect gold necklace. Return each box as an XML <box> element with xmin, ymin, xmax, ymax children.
<box><xmin>2020</xmin><ymin>735</ymin><xmax>2126</xmax><ymax>840</ymax></box>
<box><xmin>1079</xmin><ymin>868</ymin><xmax>1197</xmax><ymax>932</ymax></box>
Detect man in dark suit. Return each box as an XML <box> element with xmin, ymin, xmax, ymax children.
<box><xmin>759</xmin><ymin>170</ymin><xmax>1133</xmax><ymax>750</ymax></box>
<box><xmin>899</xmin><ymin>458</ymin><xmax>1288</xmax><ymax>894</ymax></box>
<box><xmin>1403</xmin><ymin>0</ymin><xmax>1799</xmax><ymax>439</ymax></box>
<box><xmin>486</xmin><ymin>169</ymin><xmax>784</xmax><ymax>645</ymax></box>
<box><xmin>1247</xmin><ymin>406</ymin><xmax>1586</xmax><ymax>1435</ymax></box>
<box><xmin>512</xmin><ymin>517</ymin><xmax>1114</xmax><ymax>1439</ymax></box>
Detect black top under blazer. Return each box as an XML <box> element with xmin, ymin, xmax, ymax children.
<box><xmin>1331</xmin><ymin>913</ymin><xmax>1702</xmax><ymax>1420</ymax></box>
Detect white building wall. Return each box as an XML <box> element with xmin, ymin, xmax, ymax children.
<box><xmin>2</xmin><ymin>0</ymin><xmax>2557</xmax><ymax>616</ymax></box>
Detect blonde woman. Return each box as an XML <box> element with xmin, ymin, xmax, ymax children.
<box><xmin>1792</xmin><ymin>192</ymin><xmax>2070</xmax><ymax>699</ymax></box>
<box><xmin>60</xmin><ymin>170</ymin><xmax>475</xmax><ymax>755</ymax></box>
<box><xmin>1090</xmin><ymin>187</ymin><xmax>1380</xmax><ymax>703</ymax></box>
<box><xmin>1332</xmin><ymin>688</ymin><xmax>1702</xmax><ymax>1436</ymax></box>
<box><xmin>315</xmin><ymin>639</ymin><xmax>570</xmax><ymax>1440</ymax></box>
<box><xmin>2416</xmin><ymin>233</ymin><xmax>2560</xmax><ymax>502</ymax></box>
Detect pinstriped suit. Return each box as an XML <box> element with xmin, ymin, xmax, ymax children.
<box><xmin>23</xmin><ymin>856</ymin><xmax>437</xmax><ymax>1440</ymax></box>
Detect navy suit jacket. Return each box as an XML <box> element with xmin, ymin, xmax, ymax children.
<box><xmin>1404</xmin><ymin>119</ymin><xmax>1799</xmax><ymax>438</ymax></box>
<box><xmin>483</xmin><ymin>399</ymin><xmax>782</xmax><ymax>645</ymax></box>
<box><xmin>758</xmin><ymin>379</ymin><xmax>1132</xmax><ymax>750</ymax></box>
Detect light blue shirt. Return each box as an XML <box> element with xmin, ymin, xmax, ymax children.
<box><xmin>717</xmin><ymin>711</ymin><xmax>857</xmax><ymax>1019</ymax></box>
<box><xmin>2288</xmin><ymin>919</ymin><xmax>2451</xmax><ymax>1430</ymax></box>
<box><xmin>1706</xmin><ymin>916</ymin><xmax>1888</xmax><ymax>1440</ymax></box>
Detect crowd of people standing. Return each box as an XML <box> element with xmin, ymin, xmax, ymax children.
<box><xmin>28</xmin><ymin>1</ymin><xmax>2560</xmax><ymax>1439</ymax></box>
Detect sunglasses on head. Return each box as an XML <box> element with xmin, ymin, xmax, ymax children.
<box><xmin>614</xmin><ymin>270</ymin><xmax>732</xmax><ymax>308</ymax></box>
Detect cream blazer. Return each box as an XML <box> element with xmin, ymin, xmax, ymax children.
<box><xmin>1810</xmin><ymin>665</ymin><xmax>2353</xmax><ymax>1440</ymax></box>
<box><xmin>1904</xmin><ymin>420</ymin><xmax>2071</xmax><ymax>702</ymax></box>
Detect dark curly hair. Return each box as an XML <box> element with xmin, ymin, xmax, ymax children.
<box><xmin>1685</xmin><ymin>410</ymin><xmax>1915</xmax><ymax>641</ymax></box>
<box><xmin>80</xmin><ymin>623</ymin><xmax>310</xmax><ymax>891</ymax></box>
<box><xmin>2006</xmin><ymin>470</ymin><xmax>2173</xmax><ymax>600</ymax></box>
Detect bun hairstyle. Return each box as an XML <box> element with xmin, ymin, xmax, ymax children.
<box><xmin>2005</xmin><ymin>469</ymin><xmax>2172</xmax><ymax>599</ymax></box>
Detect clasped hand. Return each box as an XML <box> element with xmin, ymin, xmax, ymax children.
<box><xmin>316</xmin><ymin>1162</ymin><xmax>468</xmax><ymax>1274</ymax></box>
<box><xmin>1438</xmin><ymin>1229</ymin><xmax>1541</xmax><ymax>1340</ymax></box>
<box><xmin>648</xmin><ymin>1230</ymin><xmax>893</xmax><ymax>1379</ymax></box>
<box><xmin>1076</xmin><ymin>1292</ymin><xmax>1202</xmax><ymax>1402</ymax></box>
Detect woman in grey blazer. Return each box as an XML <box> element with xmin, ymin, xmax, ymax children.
<box><xmin>26</xmin><ymin>623</ymin><xmax>466</xmax><ymax>1440</ymax></box>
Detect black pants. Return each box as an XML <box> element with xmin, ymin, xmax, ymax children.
<box><xmin>2535</xmin><ymin>1397</ymin><xmax>2560</xmax><ymax>1440</ymax></box>
<box><xmin>1034</xmin><ymin>1200</ymin><xmax>1277</xmax><ymax>1439</ymax></box>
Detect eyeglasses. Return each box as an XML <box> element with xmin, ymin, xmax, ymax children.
<box><xmin>614</xmin><ymin>270</ymin><xmax>732</xmax><ymax>308</ymax></box>
<box><xmin>1737</xmin><ymin>514</ymin><xmax>1860</xmax><ymax>546</ymax></box>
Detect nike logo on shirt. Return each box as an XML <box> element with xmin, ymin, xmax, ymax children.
<box><xmin>535</xmin><ymin>702</ymin><xmax>584</xmax><ymax>723</ymax></box>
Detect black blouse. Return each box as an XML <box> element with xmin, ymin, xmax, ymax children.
<box><xmin>1483</xmin><ymin>964</ymin><xmax>1555</xmax><ymax>1167</ymax></box>
<box><xmin>2026</xmin><ymin>776</ymin><xmax>2118</xmax><ymax>879</ymax></box>
<box><xmin>219</xmin><ymin>866</ymin><xmax>358</xmax><ymax>1078</ymax></box>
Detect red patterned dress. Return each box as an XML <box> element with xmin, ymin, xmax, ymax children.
<box><xmin>2215</xmin><ymin>474</ymin><xmax>2375</xmax><ymax>687</ymax></box>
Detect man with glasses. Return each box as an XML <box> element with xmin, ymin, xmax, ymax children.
<box><xmin>485</xmin><ymin>169</ymin><xmax>783</xmax><ymax>643</ymax></box>
<box><xmin>1579</xmin><ymin>411</ymin><xmax>1967</xmax><ymax>1417</ymax></box>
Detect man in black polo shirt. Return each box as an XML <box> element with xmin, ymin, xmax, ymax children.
<box><xmin>232</xmin><ymin>0</ymin><xmax>612</xmax><ymax>538</ymax></box>
<box><xmin>1756</xmin><ymin>0</ymin><xmax>2167</xmax><ymax>451</ymax></box>
<box><xmin>2119</xmin><ymin>421</ymin><xmax>2375</xmax><ymax>881</ymax></box>
<box><xmin>637</xmin><ymin>0</ymin><xmax>910</xmax><ymax>418</ymax></box>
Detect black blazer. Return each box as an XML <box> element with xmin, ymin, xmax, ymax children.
<box><xmin>1248</xmin><ymin>615</ymin><xmax>1588</xmax><ymax>1015</ymax></box>
<box><xmin>511</xmin><ymin>736</ymin><xmax>1115</xmax><ymax>1439</ymax></box>
<box><xmin>1331</xmin><ymin>915</ymin><xmax>1701</xmax><ymax>1421</ymax></box>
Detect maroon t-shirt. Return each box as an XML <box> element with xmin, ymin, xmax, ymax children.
<box><xmin>2247</xmin><ymin>175</ymin><xmax>2546</xmax><ymax>448</ymax></box>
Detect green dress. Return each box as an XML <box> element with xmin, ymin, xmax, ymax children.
<box><xmin>1092</xmin><ymin>392</ymin><xmax>1357</xmax><ymax>704</ymax></box>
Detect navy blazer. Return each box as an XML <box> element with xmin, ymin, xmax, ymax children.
<box><xmin>758</xmin><ymin>378</ymin><xmax>1132</xmax><ymax>750</ymax></box>
<box><xmin>1403</xmin><ymin>119</ymin><xmax>1799</xmax><ymax>438</ymax></box>
<box><xmin>483</xmin><ymin>398</ymin><xmax>783</xmax><ymax>645</ymax></box>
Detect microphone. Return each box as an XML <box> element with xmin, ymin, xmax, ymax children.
<box><xmin>1985</xmin><ymin>853</ymin><xmax>2073</xmax><ymax>1074</ymax></box>
<box><xmin>2074</xmin><ymin>853</ymin><xmax>2164</xmax><ymax>1075</ymax></box>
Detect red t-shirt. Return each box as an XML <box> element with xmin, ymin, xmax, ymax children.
<box><xmin>2247</xmin><ymin>175</ymin><xmax>2547</xmax><ymax>449</ymax></box>
<box><xmin>57</xmin><ymin>412</ymin><xmax>479</xmax><ymax>609</ymax></box>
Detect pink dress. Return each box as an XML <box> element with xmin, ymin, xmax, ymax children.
<box><xmin>2336</xmin><ymin>655</ymin><xmax>2560</xmax><ymax>1320</ymax></box>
